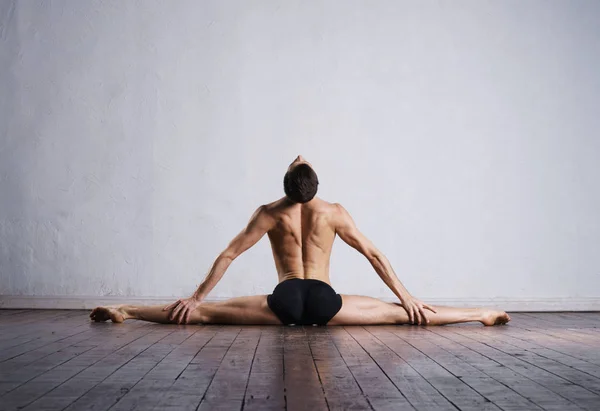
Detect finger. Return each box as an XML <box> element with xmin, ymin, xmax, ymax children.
<box><xmin>170</xmin><ymin>304</ymin><xmax>183</xmax><ymax>322</ymax></box>
<box><xmin>185</xmin><ymin>304</ymin><xmax>197</xmax><ymax>324</ymax></box>
<box><xmin>175</xmin><ymin>306</ymin><xmax>184</xmax><ymax>324</ymax></box>
<box><xmin>414</xmin><ymin>307</ymin><xmax>422</xmax><ymax>325</ymax></box>
<box><xmin>169</xmin><ymin>305</ymin><xmax>180</xmax><ymax>322</ymax></box>
<box><xmin>424</xmin><ymin>304</ymin><xmax>437</xmax><ymax>313</ymax></box>
<box><xmin>182</xmin><ymin>307</ymin><xmax>191</xmax><ymax>324</ymax></box>
<box><xmin>419</xmin><ymin>306</ymin><xmax>429</xmax><ymax>324</ymax></box>
<box><xmin>177</xmin><ymin>307</ymin><xmax>188</xmax><ymax>325</ymax></box>
<box><xmin>163</xmin><ymin>300</ymin><xmax>180</xmax><ymax>311</ymax></box>
<box><xmin>178</xmin><ymin>305</ymin><xmax>191</xmax><ymax>324</ymax></box>
<box><xmin>407</xmin><ymin>307</ymin><xmax>414</xmax><ymax>324</ymax></box>
<box><xmin>164</xmin><ymin>300</ymin><xmax>179</xmax><ymax>311</ymax></box>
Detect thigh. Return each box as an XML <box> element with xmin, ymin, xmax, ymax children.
<box><xmin>200</xmin><ymin>295</ymin><xmax>282</xmax><ymax>325</ymax></box>
<box><xmin>328</xmin><ymin>295</ymin><xmax>408</xmax><ymax>325</ymax></box>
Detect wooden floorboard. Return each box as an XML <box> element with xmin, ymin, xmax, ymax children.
<box><xmin>149</xmin><ymin>326</ymin><xmax>237</xmax><ymax>411</ymax></box>
<box><xmin>427</xmin><ymin>327</ymin><xmax>600</xmax><ymax>410</ymax></box>
<box><xmin>306</xmin><ymin>327</ymin><xmax>373</xmax><ymax>410</ymax></box>
<box><xmin>0</xmin><ymin>310</ymin><xmax>599</xmax><ymax>410</ymax></box>
<box><xmin>329</xmin><ymin>326</ymin><xmax>414</xmax><ymax>410</ymax></box>
<box><xmin>347</xmin><ymin>326</ymin><xmax>457</xmax><ymax>410</ymax></box>
<box><xmin>243</xmin><ymin>326</ymin><xmax>286</xmax><ymax>411</ymax></box>
<box><xmin>283</xmin><ymin>326</ymin><xmax>329</xmax><ymax>411</ymax></box>
<box><xmin>423</xmin><ymin>327</ymin><xmax>584</xmax><ymax>411</ymax></box>
<box><xmin>367</xmin><ymin>327</ymin><xmax>501</xmax><ymax>411</ymax></box>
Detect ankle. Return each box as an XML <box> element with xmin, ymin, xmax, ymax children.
<box><xmin>119</xmin><ymin>305</ymin><xmax>135</xmax><ymax>320</ymax></box>
<box><xmin>479</xmin><ymin>309</ymin><xmax>496</xmax><ymax>324</ymax></box>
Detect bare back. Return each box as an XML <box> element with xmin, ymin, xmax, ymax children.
<box><xmin>264</xmin><ymin>197</ymin><xmax>339</xmax><ymax>285</ymax></box>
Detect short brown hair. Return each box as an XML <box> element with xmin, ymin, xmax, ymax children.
<box><xmin>283</xmin><ymin>164</ymin><xmax>319</xmax><ymax>203</ymax></box>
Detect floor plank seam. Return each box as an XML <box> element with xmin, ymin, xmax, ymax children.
<box><xmin>305</xmin><ymin>327</ymin><xmax>332</xmax><ymax>411</ymax></box>
<box><xmin>327</xmin><ymin>327</ymin><xmax>375</xmax><ymax>411</ymax></box>
<box><xmin>195</xmin><ymin>327</ymin><xmax>242</xmax><ymax>410</ymax></box>
<box><xmin>405</xmin><ymin>327</ymin><xmax>538</xmax><ymax>408</ymax></box>
<box><xmin>428</xmin><ymin>326</ymin><xmax>593</xmax><ymax>410</ymax></box>
<box><xmin>3</xmin><ymin>323</ymin><xmax>158</xmax><ymax>409</ymax></box>
<box><xmin>240</xmin><ymin>327</ymin><xmax>263</xmax><ymax>411</ymax></box>
<box><xmin>463</xmin><ymin>332</ymin><xmax>600</xmax><ymax>397</ymax></box>
<box><xmin>350</xmin><ymin>326</ymin><xmax>420</xmax><ymax>410</ymax></box>
<box><xmin>367</xmin><ymin>327</ymin><xmax>465</xmax><ymax>411</ymax></box>
<box><xmin>2</xmin><ymin>312</ymin><xmax>600</xmax><ymax>411</ymax></box>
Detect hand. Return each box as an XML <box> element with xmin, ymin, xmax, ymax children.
<box><xmin>401</xmin><ymin>296</ymin><xmax>436</xmax><ymax>325</ymax></box>
<box><xmin>163</xmin><ymin>297</ymin><xmax>202</xmax><ymax>324</ymax></box>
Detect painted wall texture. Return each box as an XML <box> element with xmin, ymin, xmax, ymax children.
<box><xmin>1</xmin><ymin>1</ymin><xmax>599</xmax><ymax>304</ymax></box>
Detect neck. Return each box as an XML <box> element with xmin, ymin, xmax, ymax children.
<box><xmin>282</xmin><ymin>196</ymin><xmax>318</xmax><ymax>206</ymax></box>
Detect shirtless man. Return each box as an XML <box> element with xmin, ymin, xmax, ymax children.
<box><xmin>90</xmin><ymin>155</ymin><xmax>510</xmax><ymax>326</ymax></box>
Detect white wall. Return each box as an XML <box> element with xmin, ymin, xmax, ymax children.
<box><xmin>1</xmin><ymin>0</ymin><xmax>599</xmax><ymax>310</ymax></box>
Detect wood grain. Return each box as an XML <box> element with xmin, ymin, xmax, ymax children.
<box><xmin>0</xmin><ymin>310</ymin><xmax>598</xmax><ymax>410</ymax></box>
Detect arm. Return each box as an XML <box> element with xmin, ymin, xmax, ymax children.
<box><xmin>333</xmin><ymin>203</ymin><xmax>411</xmax><ymax>301</ymax></box>
<box><xmin>165</xmin><ymin>205</ymin><xmax>272</xmax><ymax>323</ymax></box>
<box><xmin>192</xmin><ymin>205</ymin><xmax>272</xmax><ymax>301</ymax></box>
<box><xmin>333</xmin><ymin>203</ymin><xmax>435</xmax><ymax>324</ymax></box>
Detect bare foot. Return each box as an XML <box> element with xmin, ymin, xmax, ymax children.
<box><xmin>90</xmin><ymin>306</ymin><xmax>127</xmax><ymax>323</ymax></box>
<box><xmin>481</xmin><ymin>310</ymin><xmax>511</xmax><ymax>326</ymax></box>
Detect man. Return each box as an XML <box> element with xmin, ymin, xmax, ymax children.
<box><xmin>90</xmin><ymin>155</ymin><xmax>510</xmax><ymax>326</ymax></box>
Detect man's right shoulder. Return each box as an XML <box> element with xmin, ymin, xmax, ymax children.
<box><xmin>259</xmin><ymin>198</ymin><xmax>288</xmax><ymax>220</ymax></box>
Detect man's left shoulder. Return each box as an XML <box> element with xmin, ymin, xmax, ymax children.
<box><xmin>318</xmin><ymin>200</ymin><xmax>345</xmax><ymax>222</ymax></box>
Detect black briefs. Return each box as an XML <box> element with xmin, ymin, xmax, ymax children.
<box><xmin>267</xmin><ymin>278</ymin><xmax>343</xmax><ymax>326</ymax></box>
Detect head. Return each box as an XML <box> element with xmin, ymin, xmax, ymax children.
<box><xmin>283</xmin><ymin>155</ymin><xmax>319</xmax><ymax>203</ymax></box>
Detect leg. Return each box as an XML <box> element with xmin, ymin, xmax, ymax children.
<box><xmin>328</xmin><ymin>295</ymin><xmax>510</xmax><ymax>326</ymax></box>
<box><xmin>90</xmin><ymin>295</ymin><xmax>282</xmax><ymax>325</ymax></box>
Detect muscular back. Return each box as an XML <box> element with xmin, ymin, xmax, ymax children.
<box><xmin>264</xmin><ymin>197</ymin><xmax>338</xmax><ymax>284</ymax></box>
<box><xmin>215</xmin><ymin>194</ymin><xmax>379</xmax><ymax>294</ymax></box>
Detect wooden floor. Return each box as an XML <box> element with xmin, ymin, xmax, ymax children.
<box><xmin>0</xmin><ymin>311</ymin><xmax>599</xmax><ymax>410</ymax></box>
